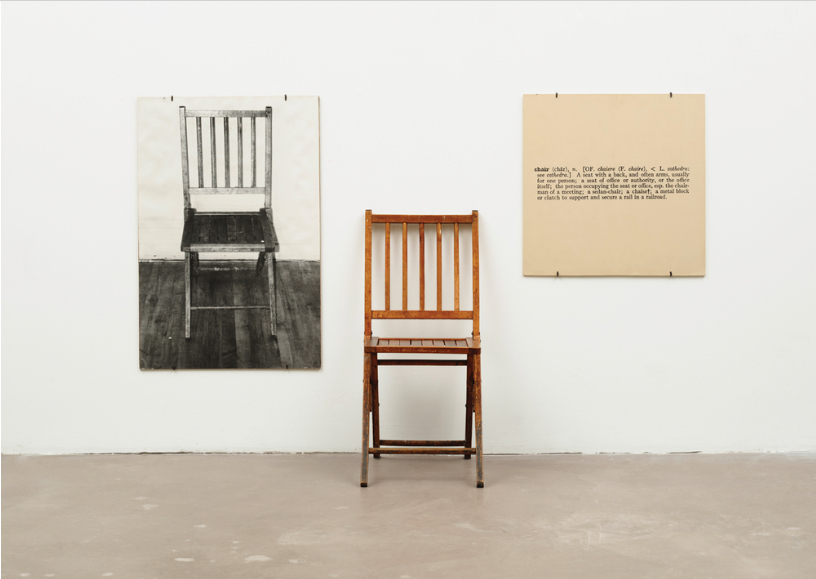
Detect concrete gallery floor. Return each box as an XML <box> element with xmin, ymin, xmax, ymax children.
<box><xmin>2</xmin><ymin>453</ymin><xmax>815</xmax><ymax>578</ymax></box>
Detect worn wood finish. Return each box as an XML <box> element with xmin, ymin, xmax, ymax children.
<box><xmin>472</xmin><ymin>211</ymin><xmax>480</xmax><ymax>340</ymax></box>
<box><xmin>366</xmin><ymin>337</ymin><xmax>478</xmax><ymax>355</ymax></box>
<box><xmin>264</xmin><ymin>107</ymin><xmax>272</xmax><ymax>209</ymax></box>
<box><xmin>195</xmin><ymin>117</ymin><xmax>204</xmax><ymax>188</ymax></box>
<box><xmin>465</xmin><ymin>353</ymin><xmax>474</xmax><ymax>460</ymax></box>
<box><xmin>402</xmin><ymin>223</ymin><xmax>408</xmax><ymax>310</ymax></box>
<box><xmin>251</xmin><ymin>117</ymin><xmax>257</xmax><ymax>188</ymax></box>
<box><xmin>181</xmin><ymin>212</ymin><xmax>277</xmax><ymax>251</ymax></box>
<box><xmin>474</xmin><ymin>353</ymin><xmax>483</xmax><ymax>487</ymax></box>
<box><xmin>419</xmin><ymin>223</ymin><xmax>425</xmax><ymax>310</ymax></box>
<box><xmin>436</xmin><ymin>223</ymin><xmax>442</xmax><ymax>311</ymax></box>
<box><xmin>364</xmin><ymin>211</ymin><xmax>373</xmax><ymax>339</ymax></box>
<box><xmin>371</xmin><ymin>310</ymin><xmax>473</xmax><ymax>320</ymax></box>
<box><xmin>266</xmin><ymin>252</ymin><xmax>277</xmax><ymax>335</ymax></box>
<box><xmin>191</xmin><ymin>305</ymin><xmax>269</xmax><ymax>310</ymax></box>
<box><xmin>223</xmin><ymin>117</ymin><xmax>230</xmax><ymax>187</ymax></box>
<box><xmin>209</xmin><ymin>117</ymin><xmax>217</xmax><ymax>187</ymax></box>
<box><xmin>377</xmin><ymin>359</ymin><xmax>467</xmax><ymax>366</ymax></box>
<box><xmin>184</xmin><ymin>252</ymin><xmax>191</xmax><ymax>338</ymax></box>
<box><xmin>362</xmin><ymin>211</ymin><xmax>483</xmax><ymax>487</ymax></box>
<box><xmin>371</xmin><ymin>354</ymin><xmax>380</xmax><ymax>459</ymax></box>
<box><xmin>384</xmin><ymin>223</ymin><xmax>391</xmax><ymax>310</ymax></box>
<box><xmin>184</xmin><ymin>110</ymin><xmax>267</xmax><ymax>117</ymax></box>
<box><xmin>189</xmin><ymin>187</ymin><xmax>266</xmax><ymax>195</ymax></box>
<box><xmin>139</xmin><ymin>260</ymin><xmax>319</xmax><ymax>369</ymax></box>
<box><xmin>361</xmin><ymin>352</ymin><xmax>371</xmax><ymax>487</ymax></box>
<box><xmin>369</xmin><ymin>448</ymin><xmax>476</xmax><ymax>455</ymax></box>
<box><xmin>454</xmin><ymin>223</ymin><xmax>460</xmax><ymax>311</ymax></box>
<box><xmin>380</xmin><ymin>440</ymin><xmax>467</xmax><ymax>446</ymax></box>
<box><xmin>236</xmin><ymin>117</ymin><xmax>243</xmax><ymax>188</ymax></box>
<box><xmin>179</xmin><ymin>107</ymin><xmax>190</xmax><ymax>210</ymax></box>
<box><xmin>372</xmin><ymin>215</ymin><xmax>473</xmax><ymax>224</ymax></box>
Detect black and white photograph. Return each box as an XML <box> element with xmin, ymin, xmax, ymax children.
<box><xmin>137</xmin><ymin>96</ymin><xmax>321</xmax><ymax>369</ymax></box>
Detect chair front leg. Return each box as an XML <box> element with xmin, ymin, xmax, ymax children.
<box><xmin>371</xmin><ymin>354</ymin><xmax>380</xmax><ymax>459</ymax></box>
<box><xmin>474</xmin><ymin>353</ymin><xmax>483</xmax><ymax>488</ymax></box>
<box><xmin>184</xmin><ymin>251</ymin><xmax>192</xmax><ymax>339</ymax></box>
<box><xmin>465</xmin><ymin>353</ymin><xmax>474</xmax><ymax>459</ymax></box>
<box><xmin>266</xmin><ymin>252</ymin><xmax>277</xmax><ymax>336</ymax></box>
<box><xmin>361</xmin><ymin>352</ymin><xmax>372</xmax><ymax>487</ymax></box>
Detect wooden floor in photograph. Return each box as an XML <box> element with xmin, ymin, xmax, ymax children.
<box><xmin>139</xmin><ymin>260</ymin><xmax>320</xmax><ymax>369</ymax></box>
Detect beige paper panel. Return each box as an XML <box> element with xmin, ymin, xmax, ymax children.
<box><xmin>523</xmin><ymin>94</ymin><xmax>705</xmax><ymax>276</ymax></box>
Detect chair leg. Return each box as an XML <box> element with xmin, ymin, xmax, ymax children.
<box><xmin>266</xmin><ymin>252</ymin><xmax>277</xmax><ymax>336</ymax></box>
<box><xmin>474</xmin><ymin>353</ymin><xmax>484</xmax><ymax>488</ymax></box>
<box><xmin>184</xmin><ymin>251</ymin><xmax>191</xmax><ymax>339</ymax></box>
<box><xmin>465</xmin><ymin>353</ymin><xmax>474</xmax><ymax>459</ymax></box>
<box><xmin>256</xmin><ymin>252</ymin><xmax>266</xmax><ymax>275</ymax></box>
<box><xmin>361</xmin><ymin>352</ymin><xmax>371</xmax><ymax>487</ymax></box>
<box><xmin>371</xmin><ymin>354</ymin><xmax>380</xmax><ymax>459</ymax></box>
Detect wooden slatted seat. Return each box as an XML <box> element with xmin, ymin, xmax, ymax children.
<box><xmin>361</xmin><ymin>211</ymin><xmax>483</xmax><ymax>488</ymax></box>
<box><xmin>178</xmin><ymin>107</ymin><xmax>279</xmax><ymax>339</ymax></box>
<box><xmin>181</xmin><ymin>210</ymin><xmax>279</xmax><ymax>252</ymax></box>
<box><xmin>366</xmin><ymin>337</ymin><xmax>479</xmax><ymax>354</ymax></box>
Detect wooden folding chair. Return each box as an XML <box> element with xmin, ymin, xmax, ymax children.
<box><xmin>361</xmin><ymin>211</ymin><xmax>483</xmax><ymax>488</ymax></box>
<box><xmin>178</xmin><ymin>106</ymin><xmax>279</xmax><ymax>339</ymax></box>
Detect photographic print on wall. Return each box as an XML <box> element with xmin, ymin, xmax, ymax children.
<box><xmin>138</xmin><ymin>96</ymin><xmax>321</xmax><ymax>369</ymax></box>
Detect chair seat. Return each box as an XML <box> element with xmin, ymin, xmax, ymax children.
<box><xmin>366</xmin><ymin>337</ymin><xmax>480</xmax><ymax>355</ymax></box>
<box><xmin>181</xmin><ymin>209</ymin><xmax>279</xmax><ymax>252</ymax></box>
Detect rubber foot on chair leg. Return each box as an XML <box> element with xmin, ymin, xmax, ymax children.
<box><xmin>360</xmin><ymin>482</ymin><xmax>367</xmax><ymax>488</ymax></box>
<box><xmin>477</xmin><ymin>481</ymin><xmax>484</xmax><ymax>488</ymax></box>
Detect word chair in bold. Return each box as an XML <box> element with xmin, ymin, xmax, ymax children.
<box><xmin>361</xmin><ymin>211</ymin><xmax>483</xmax><ymax>488</ymax></box>
<box><xmin>178</xmin><ymin>106</ymin><xmax>279</xmax><ymax>339</ymax></box>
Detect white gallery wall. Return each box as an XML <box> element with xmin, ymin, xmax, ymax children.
<box><xmin>2</xmin><ymin>2</ymin><xmax>814</xmax><ymax>454</ymax></box>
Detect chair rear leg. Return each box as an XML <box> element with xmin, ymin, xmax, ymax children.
<box><xmin>184</xmin><ymin>251</ymin><xmax>192</xmax><ymax>339</ymax></box>
<box><xmin>266</xmin><ymin>252</ymin><xmax>277</xmax><ymax>336</ymax></box>
<box><xmin>465</xmin><ymin>353</ymin><xmax>474</xmax><ymax>459</ymax></box>
<box><xmin>256</xmin><ymin>252</ymin><xmax>266</xmax><ymax>275</ymax></box>
<box><xmin>474</xmin><ymin>353</ymin><xmax>483</xmax><ymax>488</ymax></box>
<box><xmin>372</xmin><ymin>354</ymin><xmax>381</xmax><ymax>459</ymax></box>
<box><xmin>361</xmin><ymin>352</ymin><xmax>371</xmax><ymax>487</ymax></box>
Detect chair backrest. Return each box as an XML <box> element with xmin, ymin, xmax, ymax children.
<box><xmin>179</xmin><ymin>106</ymin><xmax>272</xmax><ymax>212</ymax></box>
<box><xmin>364</xmin><ymin>211</ymin><xmax>480</xmax><ymax>341</ymax></box>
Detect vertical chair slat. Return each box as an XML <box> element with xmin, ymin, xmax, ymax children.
<box><xmin>385</xmin><ymin>223</ymin><xmax>391</xmax><ymax>310</ymax></box>
<box><xmin>436</xmin><ymin>223</ymin><xmax>442</xmax><ymax>311</ymax></box>
<box><xmin>264</xmin><ymin>107</ymin><xmax>272</xmax><ymax>209</ymax></box>
<box><xmin>419</xmin><ymin>223</ymin><xmax>425</xmax><ymax>310</ymax></box>
<box><xmin>179</xmin><ymin>107</ymin><xmax>190</xmax><ymax>210</ymax></box>
<box><xmin>402</xmin><ymin>223</ymin><xmax>408</xmax><ymax>310</ymax></box>
<box><xmin>251</xmin><ymin>117</ymin><xmax>257</xmax><ymax>188</ymax></box>
<box><xmin>210</xmin><ymin>117</ymin><xmax>217</xmax><ymax>187</ymax></box>
<box><xmin>195</xmin><ymin>117</ymin><xmax>203</xmax><ymax>188</ymax></box>
<box><xmin>454</xmin><ymin>223</ymin><xmax>460</xmax><ymax>311</ymax></box>
<box><xmin>224</xmin><ymin>118</ymin><xmax>230</xmax><ymax>187</ymax></box>
<box><xmin>237</xmin><ymin>118</ymin><xmax>243</xmax><ymax>187</ymax></box>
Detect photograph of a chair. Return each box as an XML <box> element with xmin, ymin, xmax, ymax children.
<box><xmin>361</xmin><ymin>211</ymin><xmax>483</xmax><ymax>488</ymax></box>
<box><xmin>179</xmin><ymin>107</ymin><xmax>279</xmax><ymax>339</ymax></box>
<box><xmin>138</xmin><ymin>96</ymin><xmax>321</xmax><ymax>370</ymax></box>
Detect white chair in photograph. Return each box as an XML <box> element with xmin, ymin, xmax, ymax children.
<box><xmin>178</xmin><ymin>106</ymin><xmax>279</xmax><ymax>338</ymax></box>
